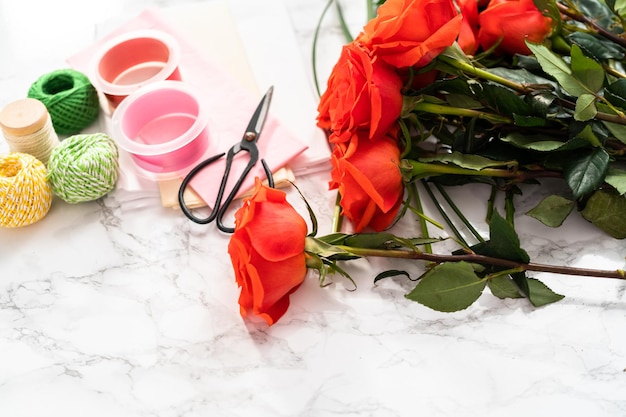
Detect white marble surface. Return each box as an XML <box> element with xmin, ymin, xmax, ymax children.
<box><xmin>1</xmin><ymin>1</ymin><xmax>626</xmax><ymax>416</ymax></box>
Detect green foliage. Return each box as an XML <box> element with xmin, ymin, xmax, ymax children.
<box><xmin>577</xmin><ymin>0</ymin><xmax>623</xmax><ymax>33</ymax></box>
<box><xmin>563</xmin><ymin>148</ymin><xmax>610</xmax><ymax>199</ymax></box>
<box><xmin>406</xmin><ymin>262</ymin><xmax>486</xmax><ymax>312</ymax></box>
<box><xmin>604</xmin><ymin>79</ymin><xmax>626</xmax><ymax>110</ymax></box>
<box><xmin>501</xmin><ymin>132</ymin><xmax>578</xmax><ymax>152</ymax></box>
<box><xmin>419</xmin><ymin>151</ymin><xmax>516</xmax><ymax>170</ymax></box>
<box><xmin>488</xmin><ymin>276</ymin><xmax>524</xmax><ymax>299</ymax></box>
<box><xmin>526</xmin><ymin>42</ymin><xmax>587</xmax><ymax>97</ymax></box>
<box><xmin>311</xmin><ymin>0</ymin><xmax>626</xmax><ymax>319</ymax></box>
<box><xmin>480</xmin><ymin>211</ymin><xmax>530</xmax><ymax>263</ymax></box>
<box><xmin>569</xmin><ymin>32</ymin><xmax>625</xmax><ymax>61</ymax></box>
<box><xmin>374</xmin><ymin>269</ymin><xmax>413</xmax><ymax>284</ymax></box>
<box><xmin>526</xmin><ymin>195</ymin><xmax>575</xmax><ymax>227</ymax></box>
<box><xmin>526</xmin><ymin>278</ymin><xmax>565</xmax><ymax>306</ymax></box>
<box><xmin>570</xmin><ymin>44</ymin><xmax>605</xmax><ymax>93</ymax></box>
<box><xmin>581</xmin><ymin>189</ymin><xmax>626</xmax><ymax>238</ymax></box>
<box><xmin>402</xmin><ymin>211</ymin><xmax>563</xmax><ymax>312</ymax></box>
<box><xmin>604</xmin><ymin>167</ymin><xmax>626</xmax><ymax>195</ymax></box>
<box><xmin>606</xmin><ymin>0</ymin><xmax>626</xmax><ymax>22</ymax></box>
<box><xmin>574</xmin><ymin>93</ymin><xmax>597</xmax><ymax>121</ymax></box>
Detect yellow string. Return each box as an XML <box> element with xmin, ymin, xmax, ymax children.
<box><xmin>1</xmin><ymin>113</ymin><xmax>59</xmax><ymax>165</ymax></box>
<box><xmin>0</xmin><ymin>152</ymin><xmax>52</xmax><ymax>228</ymax></box>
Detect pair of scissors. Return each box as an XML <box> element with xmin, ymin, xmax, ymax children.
<box><xmin>178</xmin><ymin>86</ymin><xmax>275</xmax><ymax>233</ymax></box>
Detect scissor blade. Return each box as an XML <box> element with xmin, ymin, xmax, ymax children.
<box><xmin>245</xmin><ymin>86</ymin><xmax>274</xmax><ymax>141</ymax></box>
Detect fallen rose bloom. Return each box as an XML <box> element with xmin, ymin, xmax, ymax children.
<box><xmin>358</xmin><ymin>0</ymin><xmax>462</xmax><ymax>68</ymax></box>
<box><xmin>228</xmin><ymin>179</ymin><xmax>308</xmax><ymax>325</ymax></box>
<box><xmin>477</xmin><ymin>0</ymin><xmax>553</xmax><ymax>55</ymax></box>
<box><xmin>317</xmin><ymin>40</ymin><xmax>403</xmax><ymax>150</ymax></box>
<box><xmin>330</xmin><ymin>130</ymin><xmax>405</xmax><ymax>232</ymax></box>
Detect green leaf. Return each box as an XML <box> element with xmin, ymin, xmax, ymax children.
<box><xmin>356</xmin><ymin>233</ymin><xmax>440</xmax><ymax>249</ymax></box>
<box><xmin>563</xmin><ymin>148</ymin><xmax>610</xmax><ymax>199</ymax></box>
<box><xmin>605</xmin><ymin>79</ymin><xmax>626</xmax><ymax>110</ymax></box>
<box><xmin>526</xmin><ymin>195</ymin><xmax>575</xmax><ymax>227</ymax></box>
<box><xmin>581</xmin><ymin>189</ymin><xmax>626</xmax><ymax>238</ymax></box>
<box><xmin>570</xmin><ymin>44</ymin><xmax>605</xmax><ymax>93</ymax></box>
<box><xmin>573</xmin><ymin>123</ymin><xmax>602</xmax><ymax>147</ymax></box>
<box><xmin>374</xmin><ymin>269</ymin><xmax>412</xmax><ymax>284</ymax></box>
<box><xmin>512</xmin><ymin>114</ymin><xmax>549</xmax><ymax>127</ymax></box>
<box><xmin>568</xmin><ymin>32</ymin><xmax>625</xmax><ymax>61</ymax></box>
<box><xmin>489</xmin><ymin>211</ymin><xmax>530</xmax><ymax>262</ymax></box>
<box><xmin>526</xmin><ymin>41</ymin><xmax>587</xmax><ymax>97</ymax></box>
<box><xmin>316</xmin><ymin>232</ymin><xmax>351</xmax><ymax>245</ymax></box>
<box><xmin>598</xmin><ymin>101</ymin><xmax>626</xmax><ymax>144</ymax></box>
<box><xmin>343</xmin><ymin>233</ymin><xmax>402</xmax><ymax>249</ymax></box>
<box><xmin>526</xmin><ymin>277</ymin><xmax>565</xmax><ymax>307</ymax></box>
<box><xmin>601</xmin><ymin>120</ymin><xmax>626</xmax><ymax>145</ymax></box>
<box><xmin>422</xmin><ymin>94</ymin><xmax>447</xmax><ymax>104</ymax></box>
<box><xmin>604</xmin><ymin>167</ymin><xmax>626</xmax><ymax>195</ymax></box>
<box><xmin>575</xmin><ymin>0</ymin><xmax>623</xmax><ymax>34</ymax></box>
<box><xmin>419</xmin><ymin>151</ymin><xmax>516</xmax><ymax>170</ymax></box>
<box><xmin>481</xmin><ymin>83</ymin><xmax>532</xmax><ymax>117</ymax></box>
<box><xmin>481</xmin><ymin>210</ymin><xmax>531</xmax><ymax>263</ymax></box>
<box><xmin>304</xmin><ymin>236</ymin><xmax>360</xmax><ymax>260</ymax></box>
<box><xmin>440</xmin><ymin>43</ymin><xmax>473</xmax><ymax>63</ymax></box>
<box><xmin>445</xmin><ymin>93</ymin><xmax>483</xmax><ymax>110</ymax></box>
<box><xmin>609</xmin><ymin>0</ymin><xmax>626</xmax><ymax>20</ymax></box>
<box><xmin>525</xmin><ymin>91</ymin><xmax>561</xmax><ymax>118</ymax></box>
<box><xmin>405</xmin><ymin>262</ymin><xmax>486</xmax><ymax>312</ymax></box>
<box><xmin>488</xmin><ymin>275</ymin><xmax>524</xmax><ymax>299</ymax></box>
<box><xmin>511</xmin><ymin>271</ymin><xmax>530</xmax><ymax>297</ymax></box>
<box><xmin>488</xmin><ymin>67</ymin><xmax>556</xmax><ymax>89</ymax></box>
<box><xmin>419</xmin><ymin>77</ymin><xmax>473</xmax><ymax>96</ymax></box>
<box><xmin>574</xmin><ymin>93</ymin><xmax>597</xmax><ymax>121</ymax></box>
<box><xmin>500</xmin><ymin>132</ymin><xmax>574</xmax><ymax>152</ymax></box>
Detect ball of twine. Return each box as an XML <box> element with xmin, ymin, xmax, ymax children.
<box><xmin>47</xmin><ymin>133</ymin><xmax>119</xmax><ymax>204</ymax></box>
<box><xmin>0</xmin><ymin>152</ymin><xmax>53</xmax><ymax>228</ymax></box>
<box><xmin>0</xmin><ymin>98</ymin><xmax>60</xmax><ymax>165</ymax></box>
<box><xmin>27</xmin><ymin>68</ymin><xmax>100</xmax><ymax>135</ymax></box>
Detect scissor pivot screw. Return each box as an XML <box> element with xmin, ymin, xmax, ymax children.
<box><xmin>244</xmin><ymin>132</ymin><xmax>256</xmax><ymax>141</ymax></box>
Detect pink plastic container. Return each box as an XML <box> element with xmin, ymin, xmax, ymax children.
<box><xmin>111</xmin><ymin>81</ymin><xmax>210</xmax><ymax>179</ymax></box>
<box><xmin>93</xmin><ymin>30</ymin><xmax>181</xmax><ymax>111</ymax></box>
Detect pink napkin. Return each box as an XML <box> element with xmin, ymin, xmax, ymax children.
<box><xmin>67</xmin><ymin>8</ymin><xmax>308</xmax><ymax>207</ymax></box>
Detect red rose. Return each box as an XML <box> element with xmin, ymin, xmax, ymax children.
<box><xmin>228</xmin><ymin>180</ymin><xmax>308</xmax><ymax>325</ymax></box>
<box><xmin>330</xmin><ymin>130</ymin><xmax>405</xmax><ymax>232</ymax></box>
<box><xmin>358</xmin><ymin>0</ymin><xmax>463</xmax><ymax>68</ymax></box>
<box><xmin>317</xmin><ymin>41</ymin><xmax>403</xmax><ymax>147</ymax></box>
<box><xmin>456</xmin><ymin>0</ymin><xmax>480</xmax><ymax>55</ymax></box>
<box><xmin>477</xmin><ymin>0</ymin><xmax>553</xmax><ymax>55</ymax></box>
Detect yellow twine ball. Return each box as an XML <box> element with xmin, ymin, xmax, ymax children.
<box><xmin>0</xmin><ymin>152</ymin><xmax>52</xmax><ymax>228</ymax></box>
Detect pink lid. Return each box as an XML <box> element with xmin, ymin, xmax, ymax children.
<box><xmin>93</xmin><ymin>30</ymin><xmax>181</xmax><ymax>109</ymax></box>
<box><xmin>111</xmin><ymin>80</ymin><xmax>210</xmax><ymax>179</ymax></box>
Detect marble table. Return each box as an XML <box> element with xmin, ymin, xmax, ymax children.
<box><xmin>1</xmin><ymin>0</ymin><xmax>625</xmax><ymax>416</ymax></box>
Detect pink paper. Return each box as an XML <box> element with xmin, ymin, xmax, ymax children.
<box><xmin>67</xmin><ymin>8</ymin><xmax>307</xmax><ymax>207</ymax></box>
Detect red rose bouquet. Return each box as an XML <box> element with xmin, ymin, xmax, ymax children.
<box><xmin>226</xmin><ymin>0</ymin><xmax>626</xmax><ymax>326</ymax></box>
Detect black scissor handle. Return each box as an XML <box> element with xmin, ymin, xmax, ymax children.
<box><xmin>215</xmin><ymin>148</ymin><xmax>258</xmax><ymax>233</ymax></box>
<box><xmin>178</xmin><ymin>147</ymin><xmax>258</xmax><ymax>232</ymax></box>
<box><xmin>215</xmin><ymin>158</ymin><xmax>275</xmax><ymax>233</ymax></box>
<box><xmin>178</xmin><ymin>151</ymin><xmax>276</xmax><ymax>233</ymax></box>
<box><xmin>178</xmin><ymin>152</ymin><xmax>225</xmax><ymax>225</ymax></box>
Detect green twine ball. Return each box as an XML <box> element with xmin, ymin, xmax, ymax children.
<box><xmin>47</xmin><ymin>133</ymin><xmax>119</xmax><ymax>204</ymax></box>
<box><xmin>27</xmin><ymin>68</ymin><xmax>100</xmax><ymax>135</ymax></box>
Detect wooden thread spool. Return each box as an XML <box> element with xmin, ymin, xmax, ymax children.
<box><xmin>0</xmin><ymin>98</ymin><xmax>60</xmax><ymax>165</ymax></box>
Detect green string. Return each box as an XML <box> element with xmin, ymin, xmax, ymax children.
<box><xmin>28</xmin><ymin>68</ymin><xmax>100</xmax><ymax>135</ymax></box>
<box><xmin>47</xmin><ymin>133</ymin><xmax>119</xmax><ymax>204</ymax></box>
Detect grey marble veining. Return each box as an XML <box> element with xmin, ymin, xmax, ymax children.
<box><xmin>1</xmin><ymin>1</ymin><xmax>626</xmax><ymax>416</ymax></box>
